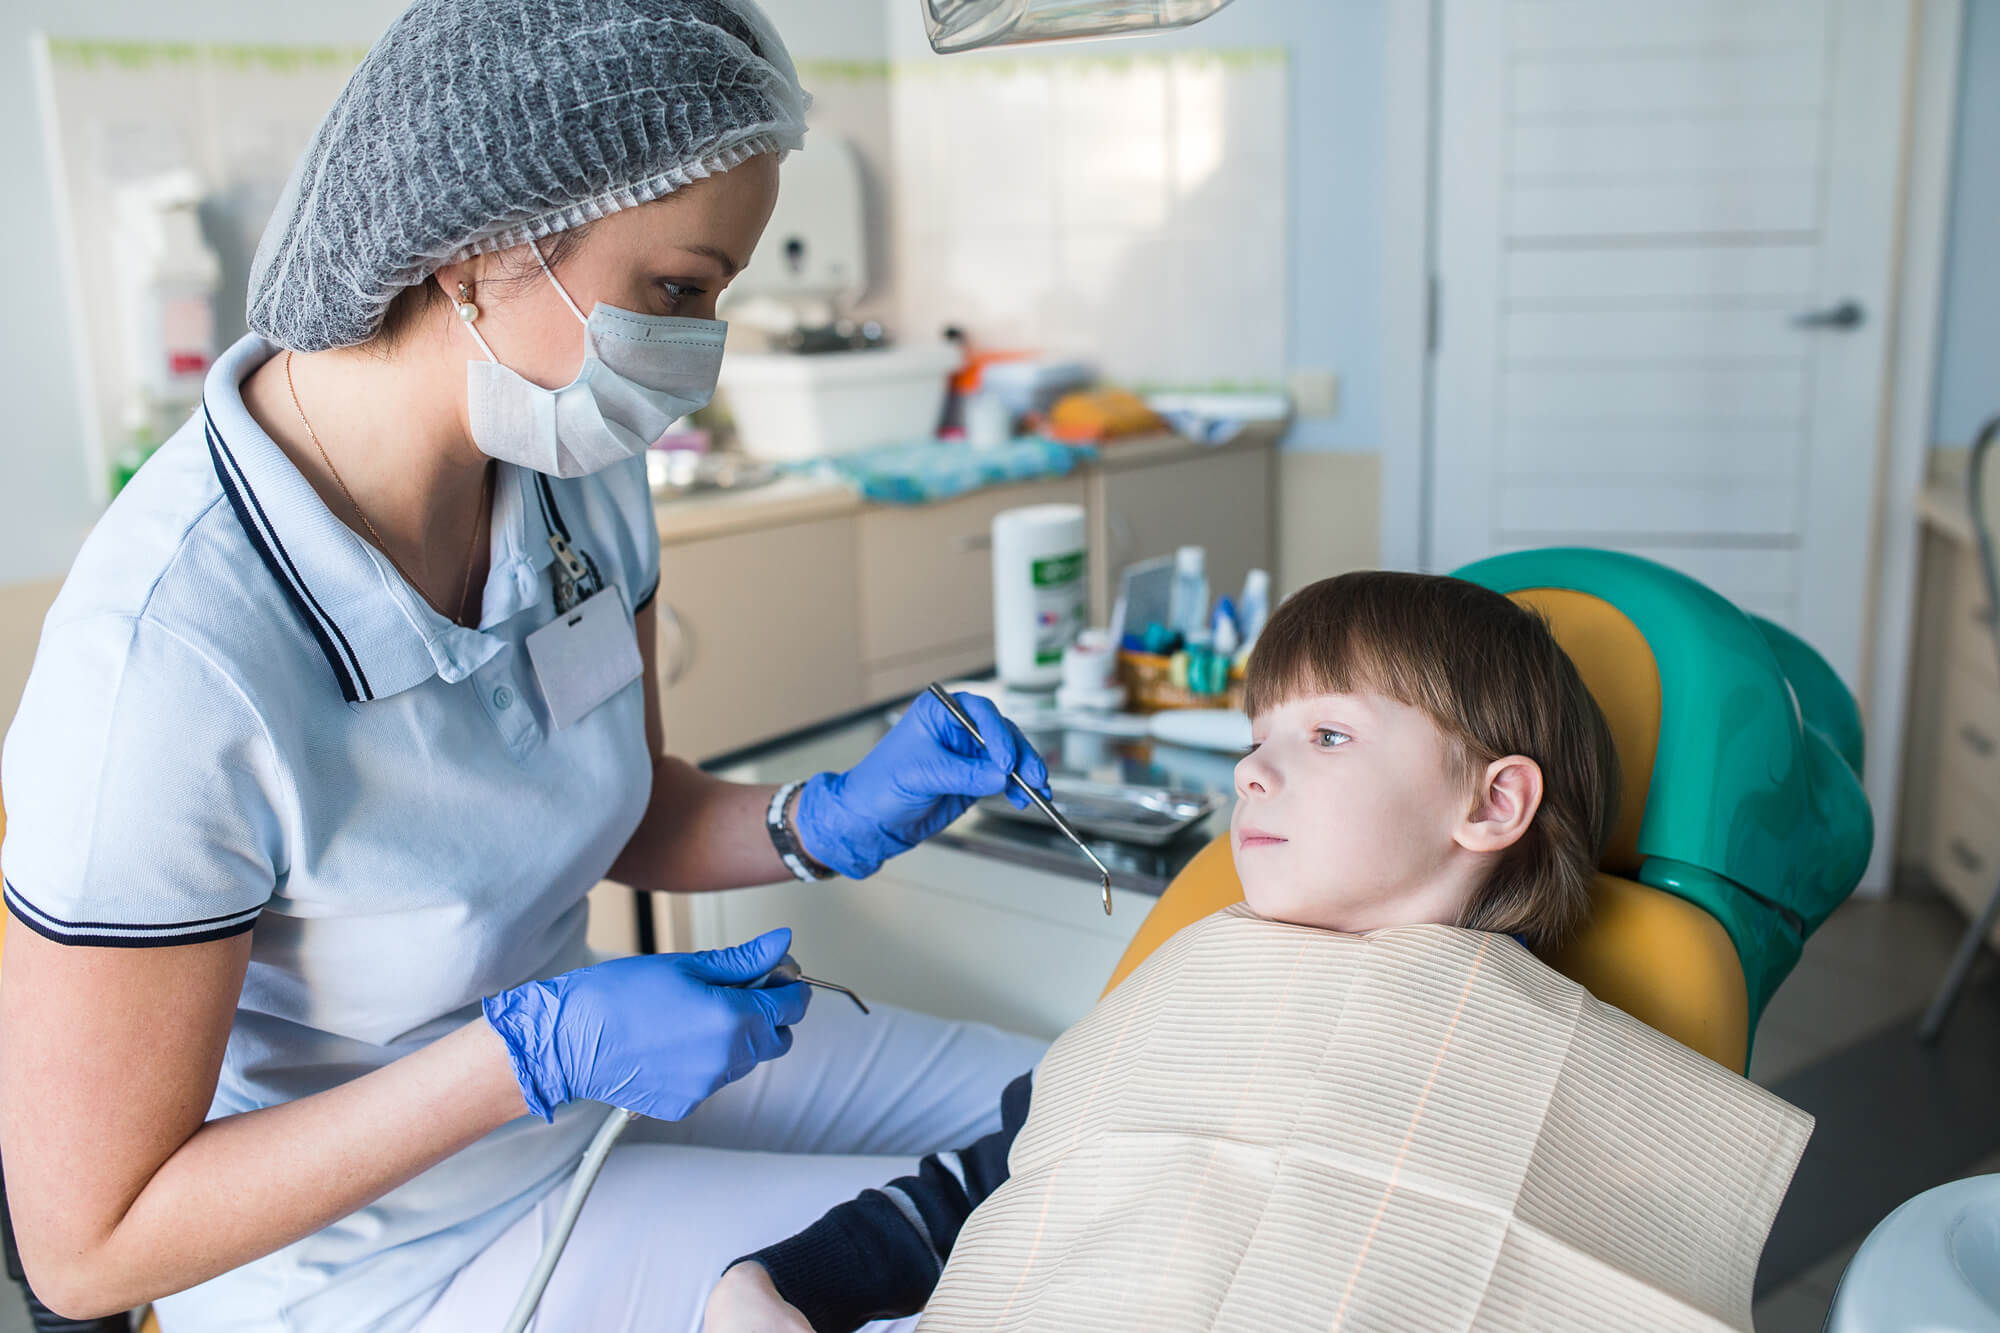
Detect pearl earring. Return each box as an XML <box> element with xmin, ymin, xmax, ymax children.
<box><xmin>455</xmin><ymin>282</ymin><xmax>480</xmax><ymax>324</ymax></box>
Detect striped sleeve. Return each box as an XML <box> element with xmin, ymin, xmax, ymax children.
<box><xmin>0</xmin><ymin>615</ymin><xmax>281</xmax><ymax>947</ymax></box>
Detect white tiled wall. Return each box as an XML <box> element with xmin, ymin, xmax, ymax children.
<box><xmin>890</xmin><ymin>50</ymin><xmax>1289</xmax><ymax>391</ymax></box>
<box><xmin>792</xmin><ymin>64</ymin><xmax>900</xmax><ymax>326</ymax></box>
<box><xmin>33</xmin><ymin>40</ymin><xmax>361</xmax><ymax>496</ymax></box>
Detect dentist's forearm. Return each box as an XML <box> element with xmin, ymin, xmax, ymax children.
<box><xmin>13</xmin><ymin>1016</ymin><xmax>523</xmax><ymax>1318</ymax></box>
<box><xmin>608</xmin><ymin>754</ymin><xmax>790</xmax><ymax>893</ymax></box>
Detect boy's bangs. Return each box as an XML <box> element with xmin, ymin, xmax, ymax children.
<box><xmin>1242</xmin><ymin>610</ymin><xmax>1408</xmax><ymax>720</ymax></box>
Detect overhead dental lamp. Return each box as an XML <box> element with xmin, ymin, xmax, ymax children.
<box><xmin>923</xmin><ymin>0</ymin><xmax>1237</xmax><ymax>53</ymax></box>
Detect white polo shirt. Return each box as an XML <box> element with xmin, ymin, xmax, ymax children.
<box><xmin>1</xmin><ymin>334</ymin><xmax>662</xmax><ymax>1331</ymax></box>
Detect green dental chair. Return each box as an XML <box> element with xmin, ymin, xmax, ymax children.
<box><xmin>1105</xmin><ymin>547</ymin><xmax>1874</xmax><ymax>1072</ymax></box>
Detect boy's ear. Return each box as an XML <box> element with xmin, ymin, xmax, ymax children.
<box><xmin>1455</xmin><ymin>755</ymin><xmax>1544</xmax><ymax>855</ymax></box>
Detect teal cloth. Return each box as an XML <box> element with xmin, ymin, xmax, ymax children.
<box><xmin>803</xmin><ymin>438</ymin><xmax>1097</xmax><ymax>504</ymax></box>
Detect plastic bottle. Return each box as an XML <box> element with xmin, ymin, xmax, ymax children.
<box><xmin>1168</xmin><ymin>546</ymin><xmax>1210</xmax><ymax>646</ymax></box>
<box><xmin>1211</xmin><ymin>597</ymin><xmax>1241</xmax><ymax>659</ymax></box>
<box><xmin>1238</xmin><ymin>569</ymin><xmax>1271</xmax><ymax>648</ymax></box>
<box><xmin>113</xmin><ymin>171</ymin><xmax>220</xmax><ymax>414</ymax></box>
<box><xmin>992</xmin><ymin>503</ymin><xmax>1089</xmax><ymax>689</ymax></box>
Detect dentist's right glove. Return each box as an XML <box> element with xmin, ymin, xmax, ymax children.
<box><xmin>483</xmin><ymin>927</ymin><xmax>808</xmax><ymax>1123</ymax></box>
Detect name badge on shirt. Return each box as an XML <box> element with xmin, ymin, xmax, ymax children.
<box><xmin>526</xmin><ymin>586</ymin><xmax>644</xmax><ymax>729</ymax></box>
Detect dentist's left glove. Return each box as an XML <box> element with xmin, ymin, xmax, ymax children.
<box><xmin>793</xmin><ymin>690</ymin><xmax>1053</xmax><ymax>880</ymax></box>
<box><xmin>483</xmin><ymin>927</ymin><xmax>809</xmax><ymax>1123</ymax></box>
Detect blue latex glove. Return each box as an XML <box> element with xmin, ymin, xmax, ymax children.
<box><xmin>794</xmin><ymin>690</ymin><xmax>1054</xmax><ymax>879</ymax></box>
<box><xmin>482</xmin><ymin>927</ymin><xmax>808</xmax><ymax>1123</ymax></box>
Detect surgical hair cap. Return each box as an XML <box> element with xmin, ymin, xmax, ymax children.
<box><xmin>248</xmin><ymin>0</ymin><xmax>809</xmax><ymax>352</ymax></box>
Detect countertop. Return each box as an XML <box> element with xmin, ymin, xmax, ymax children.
<box><xmin>651</xmin><ymin>423</ymin><xmax>1284</xmax><ymax>547</ymax></box>
<box><xmin>702</xmin><ymin>699</ymin><xmax>1237</xmax><ymax>899</ymax></box>
<box><xmin>1920</xmin><ymin>449</ymin><xmax>1975</xmax><ymax>547</ymax></box>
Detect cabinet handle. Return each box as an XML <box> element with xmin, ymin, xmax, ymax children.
<box><xmin>1950</xmin><ymin>837</ymin><xmax>1985</xmax><ymax>874</ymax></box>
<box><xmin>1961</xmin><ymin>724</ymin><xmax>1997</xmax><ymax>758</ymax></box>
<box><xmin>953</xmin><ymin>532</ymin><xmax>992</xmax><ymax>553</ymax></box>
<box><xmin>658</xmin><ymin>601</ymin><xmax>692</xmax><ymax>686</ymax></box>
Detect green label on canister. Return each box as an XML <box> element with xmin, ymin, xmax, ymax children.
<box><xmin>1031</xmin><ymin>552</ymin><xmax>1085</xmax><ymax>588</ymax></box>
<box><xmin>1029</xmin><ymin>549</ymin><xmax>1087</xmax><ymax>664</ymax></box>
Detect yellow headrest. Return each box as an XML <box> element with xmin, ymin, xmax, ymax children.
<box><xmin>1504</xmin><ymin>588</ymin><xmax>1658</xmax><ymax>875</ymax></box>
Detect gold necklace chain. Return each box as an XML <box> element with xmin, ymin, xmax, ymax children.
<box><xmin>286</xmin><ymin>351</ymin><xmax>491</xmax><ymax>626</ymax></box>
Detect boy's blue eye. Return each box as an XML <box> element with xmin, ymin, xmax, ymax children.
<box><xmin>1314</xmin><ymin>728</ymin><xmax>1350</xmax><ymax>749</ymax></box>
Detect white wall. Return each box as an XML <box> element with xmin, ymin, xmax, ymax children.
<box><xmin>1933</xmin><ymin>0</ymin><xmax>1999</xmax><ymax>447</ymax></box>
<box><xmin>886</xmin><ymin>0</ymin><xmax>1390</xmax><ymax>455</ymax></box>
<box><xmin>0</xmin><ymin>0</ymin><xmax>891</xmax><ymax>593</ymax></box>
<box><xmin>1</xmin><ymin>0</ymin><xmax>409</xmax><ymax>589</ymax></box>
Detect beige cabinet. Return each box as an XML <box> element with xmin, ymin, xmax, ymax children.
<box><xmin>1087</xmin><ymin>440</ymin><xmax>1276</xmax><ymax>624</ymax></box>
<box><xmin>856</xmin><ymin>477</ymin><xmax>1088</xmax><ymax>700</ymax></box>
<box><xmin>644</xmin><ymin>431</ymin><xmax>1280</xmax><ymax>760</ymax></box>
<box><xmin>1902</xmin><ymin>530</ymin><xmax>2000</xmax><ymax>944</ymax></box>
<box><xmin>653</xmin><ymin>514</ymin><xmax>863</xmax><ymax>763</ymax></box>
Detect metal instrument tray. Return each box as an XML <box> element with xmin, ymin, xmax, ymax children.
<box><xmin>975</xmin><ymin>778</ymin><xmax>1222</xmax><ymax>847</ymax></box>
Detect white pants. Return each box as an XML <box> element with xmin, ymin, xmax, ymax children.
<box><xmin>414</xmin><ymin>995</ymin><xmax>1047</xmax><ymax>1332</ymax></box>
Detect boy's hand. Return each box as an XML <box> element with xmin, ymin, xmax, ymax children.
<box><xmin>703</xmin><ymin>1261</ymin><xmax>816</xmax><ymax>1333</ymax></box>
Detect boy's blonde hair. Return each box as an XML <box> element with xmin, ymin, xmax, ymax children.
<box><xmin>1242</xmin><ymin>571</ymin><xmax>1620</xmax><ymax>952</ymax></box>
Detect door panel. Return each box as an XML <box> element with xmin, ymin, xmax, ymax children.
<box><xmin>1509</xmin><ymin>117</ymin><xmax>1824</xmax><ymax>177</ymax></box>
<box><xmin>1502</xmin><ymin>367</ymin><xmax>1808</xmax><ymax>422</ymax></box>
<box><xmin>1509</xmin><ymin>46</ymin><xmax>1826</xmax><ymax>117</ymax></box>
<box><xmin>1505</xmin><ymin>308</ymin><xmax>1810</xmax><ymax>362</ymax></box>
<box><xmin>1505</xmin><ymin>244</ymin><xmax>1818</xmax><ymax>304</ymax></box>
<box><xmin>1506</xmin><ymin>0</ymin><xmax>1828</xmax><ymax>53</ymax></box>
<box><xmin>1501</xmin><ymin>425</ymin><xmax>1804</xmax><ymax>479</ymax></box>
<box><xmin>1506</xmin><ymin>180</ymin><xmax>1820</xmax><ymax>240</ymax></box>
<box><xmin>1431</xmin><ymin>0</ymin><xmax>1912</xmax><ymax>689</ymax></box>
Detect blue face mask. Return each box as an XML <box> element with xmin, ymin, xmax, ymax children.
<box><xmin>450</xmin><ymin>238</ymin><xmax>727</xmax><ymax>479</ymax></box>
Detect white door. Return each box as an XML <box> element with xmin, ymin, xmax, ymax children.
<box><xmin>1428</xmin><ymin>0</ymin><xmax>1913</xmax><ymax>689</ymax></box>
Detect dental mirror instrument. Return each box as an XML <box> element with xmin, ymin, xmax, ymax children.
<box><xmin>502</xmin><ymin>951</ymin><xmax>863</xmax><ymax>1333</ymax></box>
<box><xmin>924</xmin><ymin>681</ymin><xmax>1114</xmax><ymax>915</ymax></box>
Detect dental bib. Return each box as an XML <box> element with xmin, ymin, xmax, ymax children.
<box><xmin>919</xmin><ymin>905</ymin><xmax>1811</xmax><ymax>1332</ymax></box>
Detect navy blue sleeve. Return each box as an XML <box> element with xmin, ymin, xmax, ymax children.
<box><xmin>734</xmin><ymin>1070</ymin><xmax>1034</xmax><ymax>1332</ymax></box>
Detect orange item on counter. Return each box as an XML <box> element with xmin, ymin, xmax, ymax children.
<box><xmin>1045</xmin><ymin>388</ymin><xmax>1165</xmax><ymax>444</ymax></box>
<box><xmin>950</xmin><ymin>348</ymin><xmax>1035</xmax><ymax>396</ymax></box>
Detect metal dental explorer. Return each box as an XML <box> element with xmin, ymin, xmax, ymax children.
<box><xmin>924</xmin><ymin>681</ymin><xmax>1114</xmax><ymax>915</ymax></box>
<box><xmin>751</xmin><ymin>955</ymin><xmax>870</xmax><ymax>1014</ymax></box>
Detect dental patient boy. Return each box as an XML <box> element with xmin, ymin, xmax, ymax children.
<box><xmin>704</xmin><ymin>570</ymin><xmax>1621</xmax><ymax>1333</ymax></box>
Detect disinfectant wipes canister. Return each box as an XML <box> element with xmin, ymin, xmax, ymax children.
<box><xmin>992</xmin><ymin>503</ymin><xmax>1088</xmax><ymax>690</ymax></box>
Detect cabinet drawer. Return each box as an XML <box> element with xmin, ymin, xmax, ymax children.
<box><xmin>1926</xmin><ymin>780</ymin><xmax>2000</xmax><ymax>934</ymax></box>
<box><xmin>1947</xmin><ymin>542</ymin><xmax>2000</xmax><ymax>689</ymax></box>
<box><xmin>1940</xmin><ymin>660</ymin><xmax>2000</xmax><ymax>809</ymax></box>
<box><xmin>857</xmin><ymin>478</ymin><xmax>1087</xmax><ymax>670</ymax></box>
<box><xmin>863</xmin><ymin>643</ymin><xmax>1001</xmax><ymax>704</ymax></box>
<box><xmin>653</xmin><ymin>516</ymin><xmax>863</xmax><ymax>762</ymax></box>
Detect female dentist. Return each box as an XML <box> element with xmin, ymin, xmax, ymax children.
<box><xmin>0</xmin><ymin>2</ymin><xmax>1051</xmax><ymax>1329</ymax></box>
